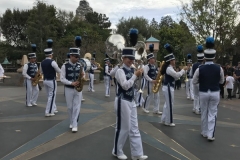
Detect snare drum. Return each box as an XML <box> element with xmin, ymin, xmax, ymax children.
<box><xmin>79</xmin><ymin>58</ymin><xmax>91</xmax><ymax>72</ymax></box>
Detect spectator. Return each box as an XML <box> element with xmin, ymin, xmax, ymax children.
<box><xmin>224</xmin><ymin>72</ymin><xmax>235</xmax><ymax>100</ymax></box>
<box><xmin>232</xmin><ymin>62</ymin><xmax>240</xmax><ymax>98</ymax></box>
<box><xmin>174</xmin><ymin>67</ymin><xmax>181</xmax><ymax>90</ymax></box>
<box><xmin>219</xmin><ymin>65</ymin><xmax>226</xmax><ymax>98</ymax></box>
<box><xmin>224</xmin><ymin>63</ymin><xmax>234</xmax><ymax>76</ymax></box>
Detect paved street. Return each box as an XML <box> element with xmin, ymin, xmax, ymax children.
<box><xmin>0</xmin><ymin>83</ymin><xmax>240</xmax><ymax>160</ymax></box>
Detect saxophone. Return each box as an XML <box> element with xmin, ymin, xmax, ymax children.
<box><xmin>75</xmin><ymin>65</ymin><xmax>87</xmax><ymax>92</ymax></box>
<box><xmin>32</xmin><ymin>70</ymin><xmax>42</xmax><ymax>86</ymax></box>
<box><xmin>152</xmin><ymin>61</ymin><xmax>165</xmax><ymax>93</ymax></box>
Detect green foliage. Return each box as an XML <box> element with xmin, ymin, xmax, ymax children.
<box><xmin>26</xmin><ymin>1</ymin><xmax>60</xmax><ymax>55</ymax></box>
<box><xmin>85</xmin><ymin>12</ymin><xmax>111</xmax><ymax>29</ymax></box>
<box><xmin>115</xmin><ymin>15</ymin><xmax>196</xmax><ymax>64</ymax></box>
<box><xmin>158</xmin><ymin>16</ymin><xmax>196</xmax><ymax>64</ymax></box>
<box><xmin>180</xmin><ymin>0</ymin><xmax>240</xmax><ymax>61</ymax></box>
<box><xmin>0</xmin><ymin>0</ymin><xmax>111</xmax><ymax>69</ymax></box>
<box><xmin>116</xmin><ymin>17</ymin><xmax>150</xmax><ymax>46</ymax></box>
<box><xmin>0</xmin><ymin>9</ymin><xmax>30</xmax><ymax>47</ymax></box>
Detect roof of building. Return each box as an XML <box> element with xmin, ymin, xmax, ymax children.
<box><xmin>2</xmin><ymin>57</ymin><xmax>11</xmax><ymax>64</ymax></box>
<box><xmin>146</xmin><ymin>36</ymin><xmax>160</xmax><ymax>42</ymax></box>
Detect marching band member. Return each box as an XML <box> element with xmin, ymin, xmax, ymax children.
<box><xmin>109</xmin><ymin>63</ymin><xmax>114</xmax><ymax>86</ymax></box>
<box><xmin>135</xmin><ymin>59</ymin><xmax>145</xmax><ymax>107</ymax></box>
<box><xmin>0</xmin><ymin>63</ymin><xmax>4</xmax><ymax>77</ymax></box>
<box><xmin>22</xmin><ymin>45</ymin><xmax>39</xmax><ymax>107</ymax></box>
<box><xmin>104</xmin><ymin>57</ymin><xmax>111</xmax><ymax>97</ymax></box>
<box><xmin>65</xmin><ymin>53</ymin><xmax>70</xmax><ymax>63</ymax></box>
<box><xmin>161</xmin><ymin>43</ymin><xmax>187</xmax><ymax>126</ymax></box>
<box><xmin>192</xmin><ymin>37</ymin><xmax>224</xmax><ymax>141</ymax></box>
<box><xmin>142</xmin><ymin>45</ymin><xmax>162</xmax><ymax>114</ymax></box>
<box><xmin>88</xmin><ymin>58</ymin><xmax>98</xmax><ymax>92</ymax></box>
<box><xmin>64</xmin><ymin>53</ymin><xmax>70</xmax><ymax>97</ymax></box>
<box><xmin>186</xmin><ymin>54</ymin><xmax>194</xmax><ymax>100</ymax></box>
<box><xmin>112</xmin><ymin>47</ymin><xmax>148</xmax><ymax>160</ymax></box>
<box><xmin>110</xmin><ymin>62</ymin><xmax>122</xmax><ymax>96</ymax></box>
<box><xmin>60</xmin><ymin>36</ymin><xmax>83</xmax><ymax>132</ymax></box>
<box><xmin>190</xmin><ymin>45</ymin><xmax>204</xmax><ymax>114</ymax></box>
<box><xmin>41</xmin><ymin>39</ymin><xmax>61</xmax><ymax>117</ymax></box>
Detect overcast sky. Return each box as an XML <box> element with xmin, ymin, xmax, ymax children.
<box><xmin>0</xmin><ymin>0</ymin><xmax>189</xmax><ymax>29</ymax></box>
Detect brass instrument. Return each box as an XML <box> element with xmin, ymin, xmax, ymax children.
<box><xmin>75</xmin><ymin>64</ymin><xmax>86</xmax><ymax>92</ymax></box>
<box><xmin>84</xmin><ymin>53</ymin><xmax>92</xmax><ymax>60</ymax></box>
<box><xmin>181</xmin><ymin>58</ymin><xmax>189</xmax><ymax>82</ymax></box>
<box><xmin>105</xmin><ymin>34</ymin><xmax>125</xmax><ymax>65</ymax></box>
<box><xmin>134</xmin><ymin>41</ymin><xmax>146</xmax><ymax>93</ymax></box>
<box><xmin>152</xmin><ymin>61</ymin><xmax>165</xmax><ymax>93</ymax></box>
<box><xmin>95</xmin><ymin>62</ymin><xmax>103</xmax><ymax>70</ymax></box>
<box><xmin>32</xmin><ymin>70</ymin><xmax>42</xmax><ymax>86</ymax></box>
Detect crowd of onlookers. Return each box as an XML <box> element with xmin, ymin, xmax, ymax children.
<box><xmin>220</xmin><ymin>62</ymin><xmax>240</xmax><ymax>100</ymax></box>
<box><xmin>173</xmin><ymin>62</ymin><xmax>240</xmax><ymax>100</ymax></box>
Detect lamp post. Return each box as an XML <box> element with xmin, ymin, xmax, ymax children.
<box><xmin>92</xmin><ymin>50</ymin><xmax>96</xmax><ymax>59</ymax></box>
<box><xmin>83</xmin><ymin>31</ymin><xmax>88</xmax><ymax>54</ymax></box>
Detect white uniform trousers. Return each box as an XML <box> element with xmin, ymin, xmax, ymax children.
<box><xmin>43</xmin><ymin>80</ymin><xmax>57</xmax><ymax>114</ymax></box>
<box><xmin>193</xmin><ymin>84</ymin><xmax>200</xmax><ymax>112</ymax></box>
<box><xmin>113</xmin><ymin>97</ymin><xmax>143</xmax><ymax>157</ymax></box>
<box><xmin>135</xmin><ymin>78</ymin><xmax>145</xmax><ymax>107</ymax></box>
<box><xmin>161</xmin><ymin>85</ymin><xmax>174</xmax><ymax>124</ymax></box>
<box><xmin>25</xmin><ymin>79</ymin><xmax>39</xmax><ymax>106</ymax></box>
<box><xmin>113</xmin><ymin>78</ymin><xmax>118</xmax><ymax>95</ymax></box>
<box><xmin>104</xmin><ymin>76</ymin><xmax>110</xmax><ymax>96</ymax></box>
<box><xmin>64</xmin><ymin>87</ymin><xmax>82</xmax><ymax>128</ymax></box>
<box><xmin>143</xmin><ymin>81</ymin><xmax>160</xmax><ymax>112</ymax></box>
<box><xmin>186</xmin><ymin>79</ymin><xmax>194</xmax><ymax>99</ymax></box>
<box><xmin>199</xmin><ymin>91</ymin><xmax>219</xmax><ymax>138</ymax></box>
<box><xmin>88</xmin><ymin>73</ymin><xmax>94</xmax><ymax>91</ymax></box>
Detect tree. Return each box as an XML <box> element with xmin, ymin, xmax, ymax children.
<box><xmin>159</xmin><ymin>15</ymin><xmax>175</xmax><ymax>28</ymax></box>
<box><xmin>85</xmin><ymin>11</ymin><xmax>111</xmax><ymax>29</ymax></box>
<box><xmin>180</xmin><ymin>0</ymin><xmax>240</xmax><ymax>59</ymax></box>
<box><xmin>26</xmin><ymin>1</ymin><xmax>60</xmax><ymax>55</ymax></box>
<box><xmin>149</xmin><ymin>18</ymin><xmax>159</xmax><ymax>37</ymax></box>
<box><xmin>56</xmin><ymin>9</ymin><xmax>74</xmax><ymax>37</ymax></box>
<box><xmin>0</xmin><ymin>9</ymin><xmax>30</xmax><ymax>47</ymax></box>
<box><xmin>157</xmin><ymin>16</ymin><xmax>196</xmax><ymax>63</ymax></box>
<box><xmin>116</xmin><ymin>17</ymin><xmax>150</xmax><ymax>46</ymax></box>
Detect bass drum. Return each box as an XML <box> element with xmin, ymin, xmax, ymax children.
<box><xmin>79</xmin><ymin>58</ymin><xmax>91</xmax><ymax>72</ymax></box>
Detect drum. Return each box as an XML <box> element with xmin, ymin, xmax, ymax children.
<box><xmin>79</xmin><ymin>58</ymin><xmax>91</xmax><ymax>72</ymax></box>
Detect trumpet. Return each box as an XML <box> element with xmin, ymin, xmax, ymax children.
<box><xmin>181</xmin><ymin>58</ymin><xmax>189</xmax><ymax>82</ymax></box>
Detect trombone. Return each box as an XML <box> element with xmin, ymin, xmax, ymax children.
<box><xmin>181</xmin><ymin>58</ymin><xmax>189</xmax><ymax>82</ymax></box>
<box><xmin>134</xmin><ymin>41</ymin><xmax>146</xmax><ymax>93</ymax></box>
